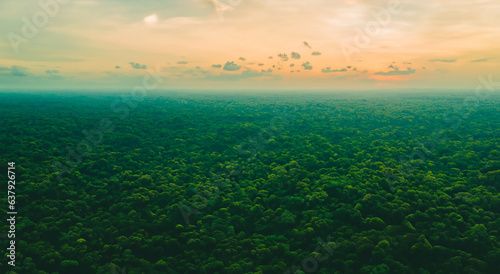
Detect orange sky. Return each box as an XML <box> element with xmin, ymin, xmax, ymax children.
<box><xmin>0</xmin><ymin>0</ymin><xmax>499</xmax><ymax>90</ymax></box>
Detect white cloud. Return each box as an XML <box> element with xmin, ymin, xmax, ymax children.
<box><xmin>144</xmin><ymin>14</ymin><xmax>158</xmax><ymax>26</ymax></box>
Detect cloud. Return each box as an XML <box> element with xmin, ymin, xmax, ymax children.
<box><xmin>129</xmin><ymin>62</ymin><xmax>147</xmax><ymax>69</ymax></box>
<box><xmin>208</xmin><ymin>0</ymin><xmax>234</xmax><ymax>18</ymax></box>
<box><xmin>212</xmin><ymin>64</ymin><xmax>222</xmax><ymax>68</ymax></box>
<box><xmin>45</xmin><ymin>69</ymin><xmax>64</xmax><ymax>79</ymax></box>
<box><xmin>429</xmin><ymin>59</ymin><xmax>457</xmax><ymax>63</ymax></box>
<box><xmin>223</xmin><ymin>61</ymin><xmax>241</xmax><ymax>71</ymax></box>
<box><xmin>302</xmin><ymin>62</ymin><xmax>312</xmax><ymax>70</ymax></box>
<box><xmin>205</xmin><ymin>69</ymin><xmax>276</xmax><ymax>81</ymax></box>
<box><xmin>312</xmin><ymin>51</ymin><xmax>322</xmax><ymax>56</ymax></box>
<box><xmin>291</xmin><ymin>52</ymin><xmax>301</xmax><ymax>59</ymax></box>
<box><xmin>183</xmin><ymin>69</ymin><xmax>210</xmax><ymax>78</ymax></box>
<box><xmin>375</xmin><ymin>67</ymin><xmax>416</xmax><ymax>75</ymax></box>
<box><xmin>278</xmin><ymin>53</ymin><xmax>288</xmax><ymax>61</ymax></box>
<box><xmin>177</xmin><ymin>61</ymin><xmax>188</xmax><ymax>64</ymax></box>
<box><xmin>321</xmin><ymin>67</ymin><xmax>347</xmax><ymax>73</ymax></box>
<box><xmin>11</xmin><ymin>66</ymin><xmax>28</xmax><ymax>76</ymax></box>
<box><xmin>304</xmin><ymin>41</ymin><xmax>311</xmax><ymax>48</ymax></box>
<box><xmin>470</xmin><ymin>58</ymin><xmax>489</xmax><ymax>63</ymax></box>
<box><xmin>0</xmin><ymin>65</ymin><xmax>29</xmax><ymax>76</ymax></box>
<box><xmin>144</xmin><ymin>14</ymin><xmax>158</xmax><ymax>25</ymax></box>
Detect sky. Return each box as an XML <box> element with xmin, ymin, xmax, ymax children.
<box><xmin>0</xmin><ymin>0</ymin><xmax>499</xmax><ymax>91</ymax></box>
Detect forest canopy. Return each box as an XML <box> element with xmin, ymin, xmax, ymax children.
<box><xmin>0</xmin><ymin>92</ymin><xmax>499</xmax><ymax>273</ymax></box>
